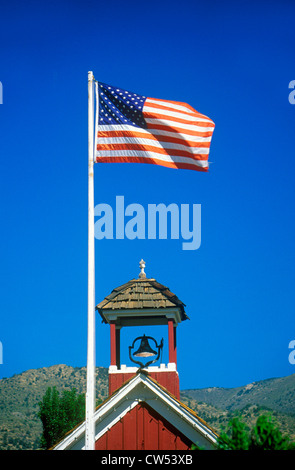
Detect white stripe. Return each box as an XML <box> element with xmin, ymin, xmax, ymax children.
<box><xmin>98</xmin><ymin>124</ymin><xmax>145</xmax><ymax>133</ymax></box>
<box><xmin>97</xmin><ymin>136</ymin><xmax>210</xmax><ymax>154</ymax></box>
<box><xmin>144</xmin><ymin>127</ymin><xmax>213</xmax><ymax>143</ymax></box>
<box><xmin>143</xmin><ymin>105</ymin><xmax>212</xmax><ymax>123</ymax></box>
<box><xmin>145</xmin><ymin>118</ymin><xmax>215</xmax><ymax>132</ymax></box>
<box><xmin>146</xmin><ymin>98</ymin><xmax>196</xmax><ymax>115</ymax></box>
<box><xmin>95</xmin><ymin>149</ymin><xmax>208</xmax><ymax>167</ymax></box>
<box><xmin>97</xmin><ymin>124</ymin><xmax>214</xmax><ymax>143</ymax></box>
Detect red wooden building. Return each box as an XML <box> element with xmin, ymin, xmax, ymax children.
<box><xmin>53</xmin><ymin>262</ymin><xmax>218</xmax><ymax>450</ymax></box>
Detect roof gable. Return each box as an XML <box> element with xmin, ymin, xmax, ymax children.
<box><xmin>53</xmin><ymin>372</ymin><xmax>217</xmax><ymax>450</ymax></box>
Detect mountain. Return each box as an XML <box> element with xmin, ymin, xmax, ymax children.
<box><xmin>0</xmin><ymin>365</ymin><xmax>294</xmax><ymax>450</ymax></box>
<box><xmin>0</xmin><ymin>364</ymin><xmax>108</xmax><ymax>450</ymax></box>
<box><xmin>180</xmin><ymin>374</ymin><xmax>295</xmax><ymax>441</ymax></box>
<box><xmin>181</xmin><ymin>374</ymin><xmax>295</xmax><ymax>416</ymax></box>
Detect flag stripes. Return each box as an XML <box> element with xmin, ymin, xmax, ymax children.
<box><xmin>95</xmin><ymin>83</ymin><xmax>215</xmax><ymax>171</ymax></box>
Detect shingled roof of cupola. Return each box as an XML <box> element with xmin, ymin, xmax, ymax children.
<box><xmin>96</xmin><ymin>260</ymin><xmax>189</xmax><ymax>323</ymax></box>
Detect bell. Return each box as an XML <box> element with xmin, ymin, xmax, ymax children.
<box><xmin>133</xmin><ymin>335</ymin><xmax>157</xmax><ymax>357</ymax></box>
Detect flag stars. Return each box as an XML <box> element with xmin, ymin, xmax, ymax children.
<box><xmin>98</xmin><ymin>82</ymin><xmax>147</xmax><ymax>128</ymax></box>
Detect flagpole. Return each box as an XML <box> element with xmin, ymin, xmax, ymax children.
<box><xmin>85</xmin><ymin>70</ymin><xmax>95</xmax><ymax>450</ymax></box>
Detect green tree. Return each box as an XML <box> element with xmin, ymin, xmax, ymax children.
<box><xmin>217</xmin><ymin>414</ymin><xmax>294</xmax><ymax>450</ymax></box>
<box><xmin>38</xmin><ymin>387</ymin><xmax>85</xmax><ymax>449</ymax></box>
<box><xmin>249</xmin><ymin>415</ymin><xmax>292</xmax><ymax>450</ymax></box>
<box><xmin>217</xmin><ymin>416</ymin><xmax>249</xmax><ymax>450</ymax></box>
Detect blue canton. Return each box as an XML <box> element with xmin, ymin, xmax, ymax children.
<box><xmin>98</xmin><ymin>82</ymin><xmax>147</xmax><ymax>128</ymax></box>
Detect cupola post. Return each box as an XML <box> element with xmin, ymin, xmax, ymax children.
<box><xmin>168</xmin><ymin>318</ymin><xmax>177</xmax><ymax>365</ymax></box>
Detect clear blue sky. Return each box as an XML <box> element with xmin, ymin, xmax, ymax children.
<box><xmin>0</xmin><ymin>0</ymin><xmax>294</xmax><ymax>390</ymax></box>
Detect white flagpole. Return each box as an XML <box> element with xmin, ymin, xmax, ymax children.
<box><xmin>85</xmin><ymin>70</ymin><xmax>95</xmax><ymax>450</ymax></box>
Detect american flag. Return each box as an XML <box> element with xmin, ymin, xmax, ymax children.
<box><xmin>95</xmin><ymin>82</ymin><xmax>215</xmax><ymax>172</ymax></box>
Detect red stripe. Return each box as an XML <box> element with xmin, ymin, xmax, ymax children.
<box><xmin>143</xmin><ymin>111</ymin><xmax>214</xmax><ymax>127</ymax></box>
<box><xmin>96</xmin><ymin>143</ymin><xmax>209</xmax><ymax>160</ymax></box>
<box><xmin>97</xmin><ymin>130</ymin><xmax>212</xmax><ymax>148</ymax></box>
<box><xmin>146</xmin><ymin>122</ymin><xmax>214</xmax><ymax>137</ymax></box>
<box><xmin>95</xmin><ymin>156</ymin><xmax>208</xmax><ymax>172</ymax></box>
<box><xmin>147</xmin><ymin>97</ymin><xmax>210</xmax><ymax>119</ymax></box>
<box><xmin>145</xmin><ymin>100</ymin><xmax>209</xmax><ymax>120</ymax></box>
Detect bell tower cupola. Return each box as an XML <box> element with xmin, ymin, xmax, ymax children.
<box><xmin>96</xmin><ymin>261</ymin><xmax>189</xmax><ymax>399</ymax></box>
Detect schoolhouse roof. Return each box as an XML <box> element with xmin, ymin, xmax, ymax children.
<box><xmin>96</xmin><ymin>277</ymin><xmax>189</xmax><ymax>322</ymax></box>
<box><xmin>52</xmin><ymin>371</ymin><xmax>218</xmax><ymax>450</ymax></box>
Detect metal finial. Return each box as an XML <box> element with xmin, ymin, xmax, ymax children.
<box><xmin>139</xmin><ymin>259</ymin><xmax>146</xmax><ymax>279</ymax></box>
